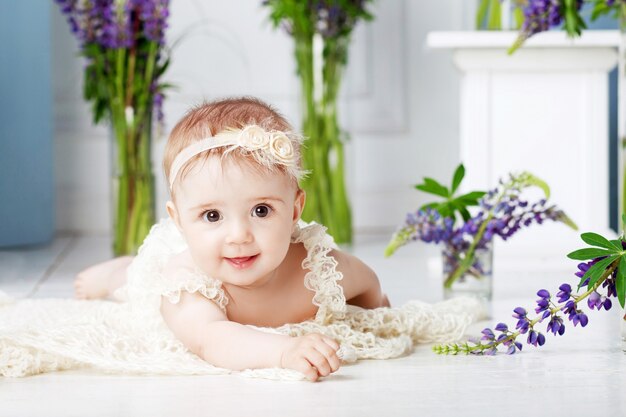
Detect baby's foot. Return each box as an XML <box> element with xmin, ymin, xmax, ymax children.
<box><xmin>74</xmin><ymin>256</ymin><xmax>133</xmax><ymax>300</ymax></box>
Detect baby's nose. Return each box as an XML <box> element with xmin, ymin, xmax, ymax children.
<box><xmin>225</xmin><ymin>219</ymin><xmax>253</xmax><ymax>244</ymax></box>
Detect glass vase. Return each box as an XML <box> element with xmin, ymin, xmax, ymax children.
<box><xmin>622</xmin><ymin>309</ymin><xmax>626</xmax><ymax>353</ymax></box>
<box><xmin>110</xmin><ymin>109</ymin><xmax>156</xmax><ymax>256</ymax></box>
<box><xmin>442</xmin><ymin>245</ymin><xmax>493</xmax><ymax>303</ymax></box>
<box><xmin>294</xmin><ymin>33</ymin><xmax>352</xmax><ymax>244</ymax></box>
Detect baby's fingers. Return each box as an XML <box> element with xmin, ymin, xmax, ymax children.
<box><xmin>293</xmin><ymin>357</ymin><xmax>319</xmax><ymax>382</ymax></box>
<box><xmin>316</xmin><ymin>341</ymin><xmax>341</xmax><ymax>372</ymax></box>
<box><xmin>305</xmin><ymin>348</ymin><xmax>333</xmax><ymax>377</ymax></box>
<box><xmin>321</xmin><ymin>336</ymin><xmax>340</xmax><ymax>352</ymax></box>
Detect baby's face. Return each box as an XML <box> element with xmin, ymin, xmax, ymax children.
<box><xmin>167</xmin><ymin>155</ymin><xmax>304</xmax><ymax>288</ymax></box>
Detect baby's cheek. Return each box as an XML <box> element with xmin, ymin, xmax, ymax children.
<box><xmin>188</xmin><ymin>238</ymin><xmax>219</xmax><ymax>272</ymax></box>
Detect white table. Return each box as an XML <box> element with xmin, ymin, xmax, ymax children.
<box><xmin>426</xmin><ymin>31</ymin><xmax>620</xmax><ymax>264</ymax></box>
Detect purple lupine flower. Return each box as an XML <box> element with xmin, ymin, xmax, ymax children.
<box><xmin>512</xmin><ymin>307</ymin><xmax>527</xmax><ymax>318</ymax></box>
<box><xmin>574</xmin><ymin>260</ymin><xmax>599</xmax><ymax>287</ymax></box>
<box><xmin>134</xmin><ymin>0</ymin><xmax>169</xmax><ymax>44</ymax></box>
<box><xmin>495</xmin><ymin>322</ymin><xmax>508</xmax><ymax>332</ymax></box>
<box><xmin>563</xmin><ymin>299</ymin><xmax>589</xmax><ymax>327</ymax></box>
<box><xmin>571</xmin><ymin>312</ymin><xmax>589</xmax><ymax>327</ymax></box>
<box><xmin>434</xmin><ymin>239</ymin><xmax>622</xmax><ymax>356</ymax></box>
<box><xmin>562</xmin><ymin>300</ymin><xmax>577</xmax><ymax>317</ymax></box>
<box><xmin>588</xmin><ymin>291</ymin><xmax>602</xmax><ymax>310</ymax></box>
<box><xmin>587</xmin><ymin>291</ymin><xmax>612</xmax><ymax>311</ymax></box>
<box><xmin>513</xmin><ymin>307</ymin><xmax>530</xmax><ymax>334</ymax></box>
<box><xmin>603</xmin><ymin>275</ymin><xmax>617</xmax><ymax>298</ymax></box>
<box><xmin>546</xmin><ymin>315</ymin><xmax>565</xmax><ymax>336</ymax></box>
<box><xmin>54</xmin><ymin>0</ymin><xmax>172</xmax><ymax>129</ymax></box>
<box><xmin>526</xmin><ymin>330</ymin><xmax>546</xmax><ymax>347</ymax></box>
<box><xmin>56</xmin><ymin>0</ymin><xmax>170</xmax><ymax>49</ymax></box>
<box><xmin>556</xmin><ymin>283</ymin><xmax>572</xmax><ymax>303</ymax></box>
<box><xmin>535</xmin><ymin>289</ymin><xmax>551</xmax><ymax>316</ymax></box>
<box><xmin>521</xmin><ymin>0</ymin><xmax>584</xmax><ymax>37</ymax></box>
<box><xmin>481</xmin><ymin>328</ymin><xmax>496</xmax><ymax>341</ymax></box>
<box><xmin>308</xmin><ymin>0</ymin><xmax>371</xmax><ymax>39</ymax></box>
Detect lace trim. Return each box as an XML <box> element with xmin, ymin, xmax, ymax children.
<box><xmin>161</xmin><ymin>267</ymin><xmax>229</xmax><ymax>313</ymax></box>
<box><xmin>120</xmin><ymin>218</ymin><xmax>228</xmax><ymax>313</ymax></box>
<box><xmin>293</xmin><ymin>221</ymin><xmax>347</xmax><ymax>323</ymax></box>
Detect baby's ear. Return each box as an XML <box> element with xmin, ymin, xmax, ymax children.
<box><xmin>293</xmin><ymin>189</ymin><xmax>306</xmax><ymax>224</ymax></box>
<box><xmin>166</xmin><ymin>200</ymin><xmax>183</xmax><ymax>232</ymax></box>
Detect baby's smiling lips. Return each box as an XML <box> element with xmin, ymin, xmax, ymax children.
<box><xmin>224</xmin><ymin>254</ymin><xmax>258</xmax><ymax>270</ymax></box>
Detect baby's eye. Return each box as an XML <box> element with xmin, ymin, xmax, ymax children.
<box><xmin>202</xmin><ymin>210</ymin><xmax>222</xmax><ymax>223</ymax></box>
<box><xmin>252</xmin><ymin>204</ymin><xmax>272</xmax><ymax>218</ymax></box>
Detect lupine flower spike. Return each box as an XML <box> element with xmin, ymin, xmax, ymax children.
<box><xmin>434</xmin><ymin>222</ymin><xmax>626</xmax><ymax>355</ymax></box>
<box><xmin>386</xmin><ymin>170</ymin><xmax>577</xmax><ymax>289</ymax></box>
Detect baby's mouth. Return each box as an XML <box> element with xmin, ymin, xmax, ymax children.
<box><xmin>224</xmin><ymin>254</ymin><xmax>258</xmax><ymax>270</ymax></box>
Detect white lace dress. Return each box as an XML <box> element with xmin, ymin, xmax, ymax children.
<box><xmin>0</xmin><ymin>219</ymin><xmax>484</xmax><ymax>380</ymax></box>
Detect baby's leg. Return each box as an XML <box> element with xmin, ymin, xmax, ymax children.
<box><xmin>74</xmin><ymin>256</ymin><xmax>134</xmax><ymax>300</ymax></box>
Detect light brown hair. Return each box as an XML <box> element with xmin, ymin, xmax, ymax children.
<box><xmin>163</xmin><ymin>97</ymin><xmax>299</xmax><ymax>193</ymax></box>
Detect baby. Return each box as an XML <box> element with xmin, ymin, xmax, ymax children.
<box><xmin>75</xmin><ymin>97</ymin><xmax>390</xmax><ymax>381</ymax></box>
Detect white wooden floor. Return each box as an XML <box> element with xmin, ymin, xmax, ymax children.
<box><xmin>1</xmin><ymin>233</ymin><xmax>625</xmax><ymax>417</ymax></box>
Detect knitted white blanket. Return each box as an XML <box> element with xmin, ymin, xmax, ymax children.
<box><xmin>0</xmin><ymin>294</ymin><xmax>484</xmax><ymax>380</ymax></box>
<box><xmin>0</xmin><ymin>220</ymin><xmax>485</xmax><ymax>380</ymax></box>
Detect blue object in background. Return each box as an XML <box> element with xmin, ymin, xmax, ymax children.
<box><xmin>0</xmin><ymin>2</ymin><xmax>54</xmax><ymax>247</ymax></box>
<box><xmin>586</xmin><ymin>13</ymin><xmax>619</xmax><ymax>233</ymax></box>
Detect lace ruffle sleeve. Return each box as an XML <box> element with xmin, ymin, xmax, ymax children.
<box><xmin>161</xmin><ymin>267</ymin><xmax>228</xmax><ymax>313</ymax></box>
<box><xmin>120</xmin><ymin>218</ymin><xmax>228</xmax><ymax>313</ymax></box>
<box><xmin>293</xmin><ymin>221</ymin><xmax>347</xmax><ymax>323</ymax></box>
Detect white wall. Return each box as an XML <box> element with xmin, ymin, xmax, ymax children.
<box><xmin>51</xmin><ymin>0</ymin><xmax>473</xmax><ymax>235</ymax></box>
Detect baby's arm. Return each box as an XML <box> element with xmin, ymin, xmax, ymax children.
<box><xmin>331</xmin><ymin>250</ymin><xmax>391</xmax><ymax>309</ymax></box>
<box><xmin>160</xmin><ymin>291</ymin><xmax>341</xmax><ymax>381</ymax></box>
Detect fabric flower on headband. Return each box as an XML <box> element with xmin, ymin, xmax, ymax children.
<box><xmin>168</xmin><ymin>125</ymin><xmax>305</xmax><ymax>190</ymax></box>
<box><xmin>269</xmin><ymin>132</ymin><xmax>295</xmax><ymax>165</ymax></box>
<box><xmin>239</xmin><ymin>125</ymin><xmax>270</xmax><ymax>150</ymax></box>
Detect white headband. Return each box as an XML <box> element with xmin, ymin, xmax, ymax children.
<box><xmin>168</xmin><ymin>125</ymin><xmax>304</xmax><ymax>190</ymax></box>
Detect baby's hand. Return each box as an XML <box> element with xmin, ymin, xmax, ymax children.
<box><xmin>280</xmin><ymin>333</ymin><xmax>341</xmax><ymax>382</ymax></box>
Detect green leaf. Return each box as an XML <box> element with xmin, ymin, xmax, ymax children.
<box><xmin>508</xmin><ymin>35</ymin><xmax>527</xmax><ymax>55</ymax></box>
<box><xmin>563</xmin><ymin>0</ymin><xmax>585</xmax><ymax>37</ymax></box>
<box><xmin>617</xmin><ymin>256</ymin><xmax>626</xmax><ymax>308</ymax></box>
<box><xmin>450</xmin><ymin>164</ymin><xmax>465</xmax><ymax>195</ymax></box>
<box><xmin>591</xmin><ymin>2</ymin><xmax>612</xmax><ymax>21</ymax></box>
<box><xmin>580</xmin><ymin>255</ymin><xmax>618</xmax><ymax>290</ymax></box>
<box><xmin>567</xmin><ymin>248</ymin><xmax>615</xmax><ymax>261</ymax></box>
<box><xmin>459</xmin><ymin>207</ymin><xmax>471</xmax><ymax>222</ymax></box>
<box><xmin>429</xmin><ymin>203</ymin><xmax>452</xmax><ymax>219</ymax></box>
<box><xmin>418</xmin><ymin>202</ymin><xmax>439</xmax><ymax>212</ymax></box>
<box><xmin>557</xmin><ymin>212</ymin><xmax>578</xmax><ymax>231</ymax></box>
<box><xmin>456</xmin><ymin>191</ymin><xmax>486</xmax><ymax>206</ymax></box>
<box><xmin>415</xmin><ymin>177</ymin><xmax>449</xmax><ymax>198</ymax></box>
<box><xmin>525</xmin><ymin>173</ymin><xmax>550</xmax><ymax>198</ymax></box>
<box><xmin>580</xmin><ymin>232</ymin><xmax>622</xmax><ymax>252</ymax></box>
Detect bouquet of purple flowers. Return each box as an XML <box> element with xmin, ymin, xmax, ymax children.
<box><xmin>385</xmin><ymin>166</ymin><xmax>577</xmax><ymax>289</ymax></box>
<box><xmin>55</xmin><ymin>0</ymin><xmax>171</xmax><ymax>255</ymax></box>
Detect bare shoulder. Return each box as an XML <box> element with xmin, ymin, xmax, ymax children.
<box><xmin>160</xmin><ymin>250</ymin><xmax>225</xmax><ymax>322</ymax></box>
<box><xmin>329</xmin><ymin>249</ymin><xmax>379</xmax><ymax>301</ymax></box>
<box><xmin>163</xmin><ymin>249</ymin><xmax>194</xmax><ymax>274</ymax></box>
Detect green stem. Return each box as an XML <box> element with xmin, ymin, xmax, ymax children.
<box><xmin>443</xmin><ymin>187</ymin><xmax>509</xmax><ymax>288</ymax></box>
<box><xmin>461</xmin><ymin>260</ymin><xmax>619</xmax><ymax>354</ymax></box>
<box><xmin>109</xmin><ymin>42</ymin><xmax>156</xmax><ymax>255</ymax></box>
